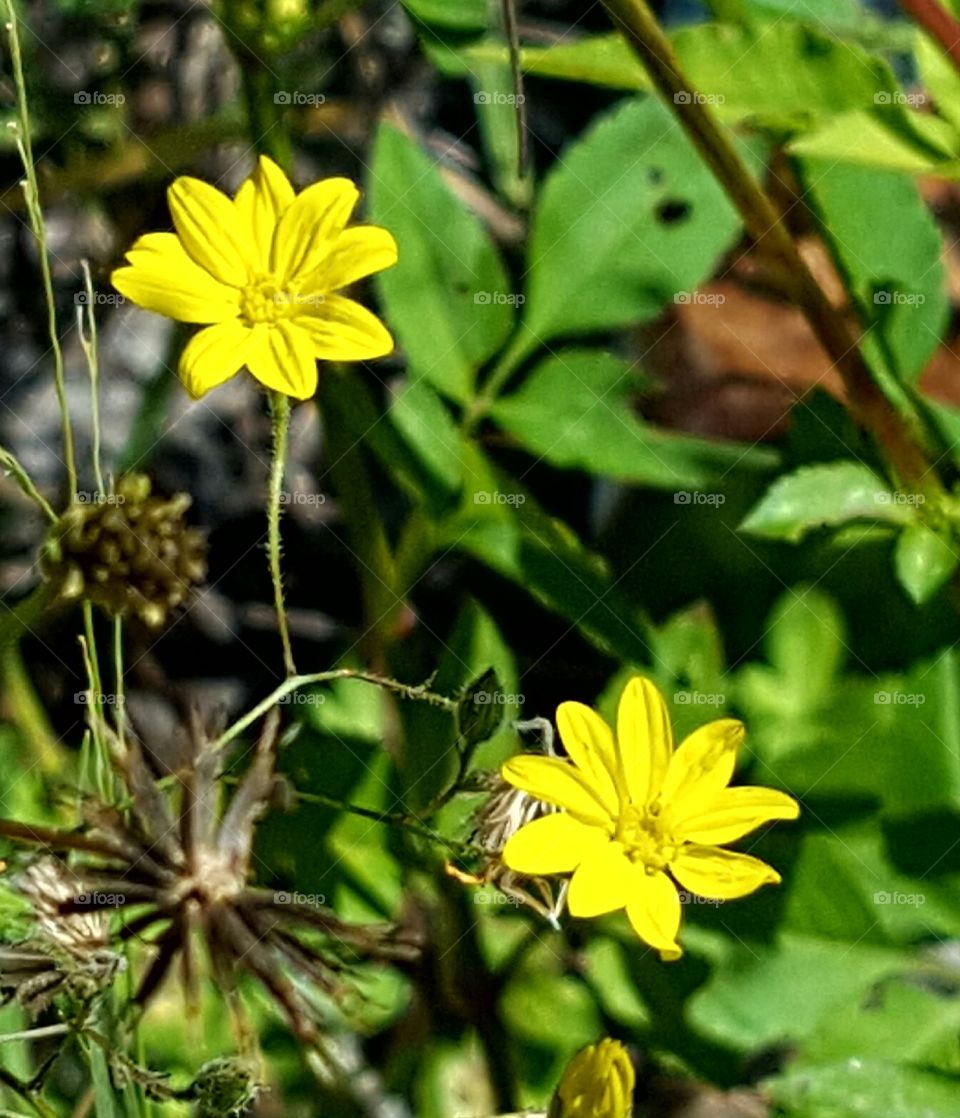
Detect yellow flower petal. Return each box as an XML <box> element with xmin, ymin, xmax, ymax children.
<box><xmin>168</xmin><ymin>176</ymin><xmax>257</xmax><ymax>286</ymax></box>
<box><xmin>178</xmin><ymin>320</ymin><xmax>255</xmax><ymax>398</ymax></box>
<box><xmin>567</xmin><ymin>841</ymin><xmax>635</xmax><ymax>917</ymax></box>
<box><xmin>625</xmin><ymin>869</ymin><xmax>682</xmax><ymax>960</ymax></box>
<box><xmin>659</xmin><ymin>719</ymin><xmax>744</xmax><ymax>820</ymax></box>
<box><xmin>300</xmin><ymin>225</ymin><xmax>398</xmax><ymax>292</ymax></box>
<box><xmin>501</xmin><ymin>756</ymin><xmax>614</xmax><ymax>826</ymax></box>
<box><xmin>671</xmin><ymin>844</ymin><xmax>781</xmax><ymax>900</ymax></box>
<box><xmin>246</xmin><ymin>321</ymin><xmax>318</xmax><ymax>400</ymax></box>
<box><xmin>501</xmin><ymin>812</ymin><xmax>607</xmax><ymax>875</ymax></box>
<box><xmin>235</xmin><ymin>155</ymin><xmax>296</xmax><ymax>270</ymax></box>
<box><xmin>112</xmin><ymin>233</ymin><xmax>241</xmax><ymax>323</ymax></box>
<box><xmin>293</xmin><ymin>295</ymin><xmax>394</xmax><ymax>361</ymax></box>
<box><xmin>556</xmin><ymin>701</ymin><xmax>620</xmax><ymax>814</ymax></box>
<box><xmin>272</xmin><ymin>177</ymin><xmax>360</xmax><ymax>283</ymax></box>
<box><xmin>676</xmin><ymin>787</ymin><xmax>800</xmax><ymax>845</ymax></box>
<box><xmin>616</xmin><ymin>677</ymin><xmax>673</xmax><ymax>805</ymax></box>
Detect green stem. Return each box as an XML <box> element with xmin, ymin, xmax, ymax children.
<box><xmin>0</xmin><ymin>582</ymin><xmax>56</xmax><ymax>653</ymax></box>
<box><xmin>211</xmin><ymin>667</ymin><xmax>456</xmax><ymax>751</ymax></box>
<box><xmin>268</xmin><ymin>391</ymin><xmax>297</xmax><ymax>678</ymax></box>
<box><xmin>0</xmin><ymin>445</ymin><xmax>56</xmax><ymax>523</ymax></box>
<box><xmin>464</xmin><ymin>326</ymin><xmax>540</xmax><ymax>434</ymax></box>
<box><xmin>600</xmin><ymin>0</ymin><xmax>943</xmax><ymax>495</ymax></box>
<box><xmin>4</xmin><ymin>0</ymin><xmax>77</xmax><ymax>497</ymax></box>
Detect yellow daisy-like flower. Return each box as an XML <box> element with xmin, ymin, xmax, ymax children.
<box><xmin>501</xmin><ymin>677</ymin><xmax>799</xmax><ymax>960</ymax></box>
<box><xmin>111</xmin><ymin>156</ymin><xmax>397</xmax><ymax>400</ymax></box>
<box><xmin>550</xmin><ymin>1038</ymin><xmax>634</xmax><ymax>1118</ymax></box>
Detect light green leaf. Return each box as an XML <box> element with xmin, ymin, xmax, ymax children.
<box><xmin>802</xmin><ymin>162</ymin><xmax>949</xmax><ymax>385</ymax></box>
<box><xmin>368</xmin><ymin>124</ymin><xmax>514</xmax><ymax>403</ymax></box>
<box><xmin>491</xmin><ymin>349</ymin><xmax>777</xmax><ymax>490</ymax></box>
<box><xmin>894</xmin><ymin>521</ymin><xmax>959</xmax><ymax>604</ymax></box>
<box><xmin>388</xmin><ymin>378</ymin><xmax>465</xmax><ymax>511</ymax></box>
<box><xmin>401</xmin><ymin>0</ymin><xmax>488</xmax><ymax>31</ymax></box>
<box><xmin>739</xmin><ymin>461</ymin><xmax>912</xmax><ymax>542</ymax></box>
<box><xmin>766</xmin><ymin>1060</ymin><xmax>960</xmax><ymax>1118</ymax></box>
<box><xmin>522</xmin><ymin>97</ymin><xmax>750</xmax><ymax>346</ymax></box>
<box><xmin>789</xmin><ymin>109</ymin><xmax>960</xmax><ymax>176</ymax></box>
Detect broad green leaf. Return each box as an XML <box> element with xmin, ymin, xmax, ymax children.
<box><xmin>688</xmin><ymin>932</ymin><xmax>906</xmax><ymax>1051</ymax></box>
<box><xmin>789</xmin><ymin>109</ymin><xmax>960</xmax><ymax>176</ymax></box>
<box><xmin>802</xmin><ymin>162</ymin><xmax>949</xmax><ymax>384</ymax></box>
<box><xmin>766</xmin><ymin>1060</ymin><xmax>960</xmax><ymax>1118</ymax></box>
<box><xmin>388</xmin><ymin>378</ymin><xmax>465</xmax><ymax>512</ymax></box>
<box><xmin>457</xmin><ymin>20</ymin><xmax>898</xmax><ymax>131</ymax></box>
<box><xmin>401</xmin><ymin>0</ymin><xmax>488</xmax><ymax>31</ymax></box>
<box><xmin>491</xmin><ymin>349</ymin><xmax>778</xmax><ymax>490</ymax></box>
<box><xmin>739</xmin><ymin>461</ymin><xmax>913</xmax><ymax>542</ymax></box>
<box><xmin>368</xmin><ymin>124</ymin><xmax>514</xmax><ymax>403</ymax></box>
<box><xmin>894</xmin><ymin>521</ymin><xmax>959</xmax><ymax>604</ymax></box>
<box><xmin>522</xmin><ymin>97</ymin><xmax>750</xmax><ymax>346</ymax></box>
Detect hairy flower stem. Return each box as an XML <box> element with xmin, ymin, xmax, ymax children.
<box><xmin>268</xmin><ymin>391</ymin><xmax>297</xmax><ymax>678</ymax></box>
<box><xmin>601</xmin><ymin>0</ymin><xmax>942</xmax><ymax>495</ymax></box>
<box><xmin>897</xmin><ymin>0</ymin><xmax>960</xmax><ymax>71</ymax></box>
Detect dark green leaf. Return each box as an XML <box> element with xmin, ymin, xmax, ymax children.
<box><xmin>894</xmin><ymin>521</ymin><xmax>959</xmax><ymax>604</ymax></box>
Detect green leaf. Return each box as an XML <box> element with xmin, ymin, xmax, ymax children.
<box><xmin>739</xmin><ymin>461</ymin><xmax>912</xmax><ymax>542</ymax></box>
<box><xmin>766</xmin><ymin>1060</ymin><xmax>960</xmax><ymax>1118</ymax></box>
<box><xmin>401</xmin><ymin>0</ymin><xmax>488</xmax><ymax>31</ymax></box>
<box><xmin>388</xmin><ymin>378</ymin><xmax>465</xmax><ymax>512</ymax></box>
<box><xmin>469</xmin><ymin>57</ymin><xmax>531</xmax><ymax>209</ymax></box>
<box><xmin>457</xmin><ymin>20</ymin><xmax>897</xmax><ymax>131</ymax></box>
<box><xmin>802</xmin><ymin>162</ymin><xmax>949</xmax><ymax>384</ymax></box>
<box><xmin>688</xmin><ymin>932</ymin><xmax>906</xmax><ymax>1051</ymax></box>
<box><xmin>457</xmin><ymin>667</ymin><xmax>504</xmax><ymax>751</ymax></box>
<box><xmin>491</xmin><ymin>349</ymin><xmax>778</xmax><ymax>490</ymax></box>
<box><xmin>894</xmin><ymin>521</ymin><xmax>959</xmax><ymax>604</ymax></box>
<box><xmin>368</xmin><ymin>124</ymin><xmax>515</xmax><ymax>403</ymax></box>
<box><xmin>522</xmin><ymin>97</ymin><xmax>750</xmax><ymax>346</ymax></box>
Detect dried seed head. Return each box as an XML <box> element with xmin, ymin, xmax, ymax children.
<box><xmin>17</xmin><ymin>857</ymin><xmax>109</xmax><ymax>957</ymax></box>
<box><xmin>191</xmin><ymin>1058</ymin><xmax>261</xmax><ymax>1118</ymax></box>
<box><xmin>41</xmin><ymin>474</ymin><xmax>207</xmax><ymax>627</ymax></box>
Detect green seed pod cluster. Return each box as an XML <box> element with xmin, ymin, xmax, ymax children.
<box><xmin>41</xmin><ymin>475</ymin><xmax>207</xmax><ymax>628</ymax></box>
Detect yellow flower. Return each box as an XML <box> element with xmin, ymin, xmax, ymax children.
<box><xmin>111</xmin><ymin>156</ymin><xmax>397</xmax><ymax>400</ymax></box>
<box><xmin>550</xmin><ymin>1038</ymin><xmax>634</xmax><ymax>1118</ymax></box>
<box><xmin>501</xmin><ymin>677</ymin><xmax>799</xmax><ymax>960</ymax></box>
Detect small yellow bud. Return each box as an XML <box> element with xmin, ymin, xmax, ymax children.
<box><xmin>549</xmin><ymin>1039</ymin><xmax>634</xmax><ymax>1118</ymax></box>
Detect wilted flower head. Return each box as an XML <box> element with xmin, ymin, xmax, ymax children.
<box><xmin>549</xmin><ymin>1038</ymin><xmax>634</xmax><ymax>1118</ymax></box>
<box><xmin>501</xmin><ymin>677</ymin><xmax>799</xmax><ymax>958</ymax></box>
<box><xmin>112</xmin><ymin>155</ymin><xmax>398</xmax><ymax>399</ymax></box>
<box><xmin>41</xmin><ymin>474</ymin><xmax>207</xmax><ymax>628</ymax></box>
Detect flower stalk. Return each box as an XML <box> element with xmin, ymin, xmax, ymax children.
<box><xmin>268</xmin><ymin>390</ymin><xmax>297</xmax><ymax>677</ymax></box>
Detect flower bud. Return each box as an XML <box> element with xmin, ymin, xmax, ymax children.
<box><xmin>549</xmin><ymin>1039</ymin><xmax>635</xmax><ymax>1118</ymax></box>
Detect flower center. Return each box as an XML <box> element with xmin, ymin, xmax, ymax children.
<box><xmin>616</xmin><ymin>802</ymin><xmax>679</xmax><ymax>872</ymax></box>
<box><xmin>240</xmin><ymin>273</ymin><xmax>298</xmax><ymax>325</ymax></box>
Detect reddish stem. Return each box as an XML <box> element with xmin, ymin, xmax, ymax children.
<box><xmin>899</xmin><ymin>0</ymin><xmax>960</xmax><ymax>72</ymax></box>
